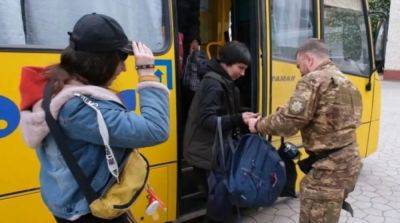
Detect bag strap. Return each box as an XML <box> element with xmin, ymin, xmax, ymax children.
<box><xmin>74</xmin><ymin>93</ymin><xmax>120</xmax><ymax>181</ymax></box>
<box><xmin>42</xmin><ymin>81</ymin><xmax>98</xmax><ymax>204</ymax></box>
<box><xmin>280</xmin><ymin>137</ymin><xmax>285</xmax><ymax>148</ymax></box>
<box><xmin>216</xmin><ymin>117</ymin><xmax>226</xmax><ymax>173</ymax></box>
<box><xmin>215</xmin><ymin>116</ymin><xmax>236</xmax><ymax>175</ymax></box>
<box><xmin>211</xmin><ymin>117</ymin><xmax>226</xmax><ymax>171</ymax></box>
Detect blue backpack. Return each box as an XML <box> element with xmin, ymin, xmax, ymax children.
<box><xmin>209</xmin><ymin>118</ymin><xmax>286</xmax><ymax>209</ymax></box>
<box><xmin>227</xmin><ymin>134</ymin><xmax>287</xmax><ymax>207</ymax></box>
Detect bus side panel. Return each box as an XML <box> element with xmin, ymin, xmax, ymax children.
<box><xmin>0</xmin><ymin>53</ymin><xmax>57</xmax><ymax>222</ymax></box>
<box><xmin>347</xmin><ymin>74</ymin><xmax>376</xmax><ymax>157</ymax></box>
<box><xmin>131</xmin><ymin>164</ymin><xmax>177</xmax><ymax>223</ymax></box>
<box><xmin>367</xmin><ymin>120</ymin><xmax>380</xmax><ymax>156</ymax></box>
<box><xmin>347</xmin><ymin>75</ymin><xmax>374</xmax><ymax>124</ymax></box>
<box><xmin>371</xmin><ymin>73</ymin><xmax>381</xmax><ymax>121</ymax></box>
<box><xmin>0</xmin><ymin>164</ymin><xmax>177</xmax><ymax>223</ymax></box>
<box><xmin>356</xmin><ymin>123</ymin><xmax>370</xmax><ymax>158</ymax></box>
<box><xmin>0</xmin><ymin>192</ymin><xmax>54</xmax><ymax>222</ymax></box>
<box><xmin>269</xmin><ymin>60</ymin><xmax>303</xmax><ymax>143</ymax></box>
<box><xmin>166</xmin><ymin>162</ymin><xmax>177</xmax><ymax>221</ymax></box>
<box><xmin>366</xmin><ymin>73</ymin><xmax>381</xmax><ymax>156</ymax></box>
<box><xmin>270</xmin><ymin>61</ymin><xmax>301</xmax><ymax>112</ymax></box>
<box><xmin>0</xmin><ymin>53</ymin><xmax>59</xmax><ymax>195</ymax></box>
<box><xmin>0</xmin><ymin>49</ymin><xmax>177</xmax><ymax>221</ymax></box>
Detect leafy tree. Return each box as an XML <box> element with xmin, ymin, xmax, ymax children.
<box><xmin>368</xmin><ymin>0</ymin><xmax>391</xmax><ymax>35</ymax></box>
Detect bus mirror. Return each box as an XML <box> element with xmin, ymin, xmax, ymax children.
<box><xmin>374</xmin><ymin>20</ymin><xmax>388</xmax><ymax>73</ymax></box>
<box><xmin>365</xmin><ymin>11</ymin><xmax>389</xmax><ymax>91</ymax></box>
<box><xmin>369</xmin><ymin>11</ymin><xmax>389</xmax><ymax>74</ymax></box>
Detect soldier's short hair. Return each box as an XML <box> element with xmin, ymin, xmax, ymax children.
<box><xmin>296</xmin><ymin>38</ymin><xmax>329</xmax><ymax>58</ymax></box>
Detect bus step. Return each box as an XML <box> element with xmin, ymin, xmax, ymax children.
<box><xmin>176</xmin><ymin>208</ymin><xmax>206</xmax><ymax>222</ymax></box>
<box><xmin>180</xmin><ymin>191</ymin><xmax>205</xmax><ymax>200</ymax></box>
<box><xmin>181</xmin><ymin>166</ymin><xmax>194</xmax><ymax>173</ymax></box>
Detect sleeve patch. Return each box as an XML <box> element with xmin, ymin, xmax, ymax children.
<box><xmin>288</xmin><ymin>99</ymin><xmax>306</xmax><ymax>115</ymax></box>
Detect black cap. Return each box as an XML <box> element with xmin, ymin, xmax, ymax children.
<box><xmin>68</xmin><ymin>13</ymin><xmax>132</xmax><ymax>54</ymax></box>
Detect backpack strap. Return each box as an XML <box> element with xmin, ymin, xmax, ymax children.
<box><xmin>42</xmin><ymin>80</ymin><xmax>98</xmax><ymax>204</ymax></box>
<box><xmin>214</xmin><ymin>116</ymin><xmax>236</xmax><ymax>175</ymax></box>
<box><xmin>211</xmin><ymin>117</ymin><xmax>227</xmax><ymax>172</ymax></box>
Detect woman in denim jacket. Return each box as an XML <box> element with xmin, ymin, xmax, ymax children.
<box><xmin>19</xmin><ymin>13</ymin><xmax>169</xmax><ymax>223</ymax></box>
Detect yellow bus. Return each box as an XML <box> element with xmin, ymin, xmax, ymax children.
<box><xmin>0</xmin><ymin>0</ymin><xmax>380</xmax><ymax>222</ymax></box>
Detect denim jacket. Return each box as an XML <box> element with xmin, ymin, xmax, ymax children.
<box><xmin>20</xmin><ymin>77</ymin><xmax>169</xmax><ymax>220</ymax></box>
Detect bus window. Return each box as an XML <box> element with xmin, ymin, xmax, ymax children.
<box><xmin>323</xmin><ymin>0</ymin><xmax>371</xmax><ymax>76</ymax></box>
<box><xmin>270</xmin><ymin>0</ymin><xmax>315</xmax><ymax>61</ymax></box>
<box><xmin>0</xmin><ymin>0</ymin><xmax>169</xmax><ymax>52</ymax></box>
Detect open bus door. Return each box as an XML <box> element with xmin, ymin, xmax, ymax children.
<box><xmin>176</xmin><ymin>0</ymin><xmax>266</xmax><ymax>221</ymax></box>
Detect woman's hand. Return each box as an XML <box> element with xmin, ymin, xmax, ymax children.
<box><xmin>132</xmin><ymin>41</ymin><xmax>155</xmax><ymax>76</ymax></box>
<box><xmin>242</xmin><ymin>112</ymin><xmax>260</xmax><ymax>125</ymax></box>
<box><xmin>248</xmin><ymin>117</ymin><xmax>261</xmax><ymax>133</ymax></box>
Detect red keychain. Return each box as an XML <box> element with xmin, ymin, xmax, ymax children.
<box><xmin>145</xmin><ymin>185</ymin><xmax>166</xmax><ymax>221</ymax></box>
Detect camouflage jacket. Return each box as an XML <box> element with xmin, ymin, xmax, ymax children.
<box><xmin>257</xmin><ymin>62</ymin><xmax>362</xmax><ymax>153</ymax></box>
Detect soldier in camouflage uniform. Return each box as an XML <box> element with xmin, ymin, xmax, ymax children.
<box><xmin>249</xmin><ymin>39</ymin><xmax>363</xmax><ymax>223</ymax></box>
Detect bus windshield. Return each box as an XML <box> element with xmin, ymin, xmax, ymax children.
<box><xmin>323</xmin><ymin>0</ymin><xmax>371</xmax><ymax>76</ymax></box>
<box><xmin>0</xmin><ymin>0</ymin><xmax>168</xmax><ymax>52</ymax></box>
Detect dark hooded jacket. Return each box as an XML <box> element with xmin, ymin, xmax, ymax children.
<box><xmin>183</xmin><ymin>59</ymin><xmax>246</xmax><ymax>170</ymax></box>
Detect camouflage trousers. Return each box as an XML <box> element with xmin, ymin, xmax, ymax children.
<box><xmin>299</xmin><ymin>144</ymin><xmax>362</xmax><ymax>223</ymax></box>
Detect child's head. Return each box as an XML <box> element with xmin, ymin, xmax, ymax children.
<box><xmin>219</xmin><ymin>41</ymin><xmax>251</xmax><ymax>66</ymax></box>
<box><xmin>219</xmin><ymin>41</ymin><xmax>251</xmax><ymax>80</ymax></box>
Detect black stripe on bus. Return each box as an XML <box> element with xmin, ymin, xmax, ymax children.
<box><xmin>0</xmin><ymin>187</ymin><xmax>41</xmax><ymax>200</ymax></box>
<box><xmin>0</xmin><ymin>161</ymin><xmax>177</xmax><ymax>200</ymax></box>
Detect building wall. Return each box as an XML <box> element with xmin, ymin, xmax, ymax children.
<box><xmin>384</xmin><ymin>0</ymin><xmax>400</xmax><ymax>79</ymax></box>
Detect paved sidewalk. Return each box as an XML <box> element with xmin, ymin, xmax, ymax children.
<box><xmin>241</xmin><ymin>80</ymin><xmax>400</xmax><ymax>223</ymax></box>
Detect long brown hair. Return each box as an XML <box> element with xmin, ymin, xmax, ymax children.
<box><xmin>44</xmin><ymin>46</ymin><xmax>121</xmax><ymax>93</ymax></box>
